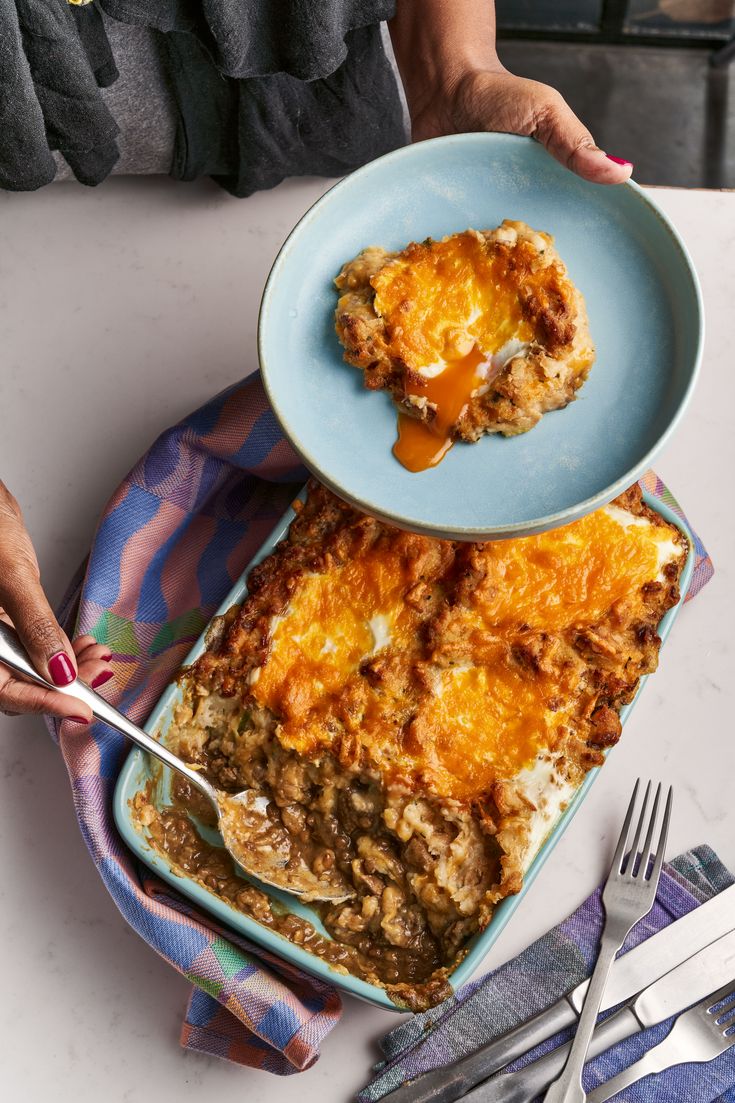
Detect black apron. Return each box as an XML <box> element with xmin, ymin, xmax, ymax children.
<box><xmin>0</xmin><ymin>0</ymin><xmax>405</xmax><ymax>195</ymax></box>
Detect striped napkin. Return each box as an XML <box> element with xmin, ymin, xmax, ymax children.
<box><xmin>46</xmin><ymin>372</ymin><xmax>713</xmax><ymax>1074</ymax></box>
<box><xmin>359</xmin><ymin>847</ymin><xmax>735</xmax><ymax>1103</ymax></box>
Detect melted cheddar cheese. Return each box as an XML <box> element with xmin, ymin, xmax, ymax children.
<box><xmin>412</xmin><ymin>659</ymin><xmax>574</xmax><ymax>801</ymax></box>
<box><xmin>371</xmin><ymin>230</ymin><xmax>536</xmax><ymax>374</ymax></box>
<box><xmin>459</xmin><ymin>508</ymin><xmax>676</xmax><ymax>636</ymax></box>
<box><xmin>255</xmin><ymin>554</ymin><xmax>418</xmax><ymax>722</ymax></box>
<box><xmin>251</xmin><ymin>500</ymin><xmax>683</xmax><ymax>802</ymax></box>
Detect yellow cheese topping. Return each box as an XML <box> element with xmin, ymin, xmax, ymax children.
<box><xmin>252</xmin><ymin>504</ymin><xmax>680</xmax><ymax>801</ymax></box>
<box><xmin>372</xmin><ymin>231</ymin><xmax>535</xmax><ymax>372</ymax></box>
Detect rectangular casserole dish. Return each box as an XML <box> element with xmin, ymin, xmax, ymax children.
<box><xmin>113</xmin><ymin>489</ymin><xmax>694</xmax><ymax>1012</ymax></box>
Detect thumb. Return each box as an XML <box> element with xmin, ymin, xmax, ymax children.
<box><xmin>2</xmin><ymin>570</ymin><xmax>78</xmax><ymax>687</ymax></box>
<box><xmin>534</xmin><ymin>91</ymin><xmax>633</xmax><ymax>186</ymax></box>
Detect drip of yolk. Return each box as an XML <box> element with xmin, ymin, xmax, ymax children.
<box><xmin>393</xmin><ymin>344</ymin><xmax>488</xmax><ymax>472</ymax></box>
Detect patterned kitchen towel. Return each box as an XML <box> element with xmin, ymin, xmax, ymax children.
<box><xmin>359</xmin><ymin>845</ymin><xmax>735</xmax><ymax>1103</ymax></box>
<box><xmin>45</xmin><ymin>371</ymin><xmax>713</xmax><ymax>1074</ymax></box>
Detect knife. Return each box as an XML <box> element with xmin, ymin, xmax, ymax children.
<box><xmin>462</xmin><ymin>924</ymin><xmax>735</xmax><ymax>1103</ymax></box>
<box><xmin>383</xmin><ymin>882</ymin><xmax>735</xmax><ymax>1103</ymax></box>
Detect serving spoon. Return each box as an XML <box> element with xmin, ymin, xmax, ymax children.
<box><xmin>0</xmin><ymin>622</ymin><xmax>353</xmax><ymax>904</ymax></box>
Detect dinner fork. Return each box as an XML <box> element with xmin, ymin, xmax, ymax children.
<box><xmin>543</xmin><ymin>779</ymin><xmax>673</xmax><ymax>1103</ymax></box>
<box><xmin>586</xmin><ymin>980</ymin><xmax>735</xmax><ymax>1103</ymax></box>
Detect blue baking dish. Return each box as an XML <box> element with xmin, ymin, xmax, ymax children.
<box><xmin>113</xmin><ymin>490</ymin><xmax>695</xmax><ymax>1011</ymax></box>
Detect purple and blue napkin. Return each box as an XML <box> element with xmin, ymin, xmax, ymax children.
<box><xmin>359</xmin><ymin>846</ymin><xmax>735</xmax><ymax>1103</ymax></box>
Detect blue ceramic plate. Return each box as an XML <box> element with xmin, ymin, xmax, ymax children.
<box><xmin>114</xmin><ymin>491</ymin><xmax>694</xmax><ymax>1012</ymax></box>
<box><xmin>258</xmin><ymin>134</ymin><xmax>703</xmax><ymax>540</ymax></box>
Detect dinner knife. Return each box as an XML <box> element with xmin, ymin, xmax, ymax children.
<box><xmin>382</xmin><ymin>882</ymin><xmax>735</xmax><ymax>1103</ymax></box>
<box><xmin>462</xmin><ymin>925</ymin><xmax>735</xmax><ymax>1103</ymax></box>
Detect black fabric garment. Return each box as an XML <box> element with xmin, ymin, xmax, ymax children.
<box><xmin>0</xmin><ymin>0</ymin><xmax>56</xmax><ymax>190</ymax></box>
<box><xmin>0</xmin><ymin>0</ymin><xmax>120</xmax><ymax>189</ymax></box>
<box><xmin>164</xmin><ymin>24</ymin><xmax>405</xmax><ymax>197</ymax></box>
<box><xmin>0</xmin><ymin>0</ymin><xmax>404</xmax><ymax>193</ymax></box>
<box><xmin>99</xmin><ymin>0</ymin><xmax>395</xmax><ymax>80</ymax></box>
<box><xmin>71</xmin><ymin>1</ymin><xmax>119</xmax><ymax>88</ymax></box>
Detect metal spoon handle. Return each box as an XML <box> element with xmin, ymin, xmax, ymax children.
<box><xmin>0</xmin><ymin>621</ymin><xmax>217</xmax><ymax>804</ymax></box>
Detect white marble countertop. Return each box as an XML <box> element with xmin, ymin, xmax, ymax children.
<box><xmin>0</xmin><ymin>175</ymin><xmax>733</xmax><ymax>1102</ymax></box>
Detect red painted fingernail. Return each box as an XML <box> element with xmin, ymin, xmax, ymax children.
<box><xmin>606</xmin><ymin>154</ymin><xmax>633</xmax><ymax>167</ymax></box>
<box><xmin>92</xmin><ymin>670</ymin><xmax>114</xmax><ymax>689</ymax></box>
<box><xmin>68</xmin><ymin>715</ymin><xmax>89</xmax><ymax>725</ymax></box>
<box><xmin>49</xmin><ymin>651</ymin><xmax>75</xmax><ymax>687</ymax></box>
<box><xmin>100</xmin><ymin>652</ymin><xmax>112</xmax><ymax>662</ymax></box>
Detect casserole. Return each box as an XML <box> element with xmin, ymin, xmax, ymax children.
<box><xmin>114</xmin><ymin>484</ymin><xmax>693</xmax><ymax>1011</ymax></box>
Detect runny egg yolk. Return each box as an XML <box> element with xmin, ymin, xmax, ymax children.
<box><xmin>371</xmin><ymin>231</ymin><xmax>536</xmax><ymax>472</ymax></box>
<box><xmin>393</xmin><ymin>344</ymin><xmax>488</xmax><ymax>472</ymax></box>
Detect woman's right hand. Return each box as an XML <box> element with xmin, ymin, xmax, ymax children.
<box><xmin>0</xmin><ymin>481</ymin><xmax>113</xmax><ymax>723</ymax></box>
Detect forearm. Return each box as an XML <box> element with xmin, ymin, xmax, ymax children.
<box><xmin>389</xmin><ymin>0</ymin><xmax>502</xmax><ymax>120</ymax></box>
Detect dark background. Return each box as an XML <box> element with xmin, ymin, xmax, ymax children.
<box><xmin>495</xmin><ymin>0</ymin><xmax>735</xmax><ymax>188</ymax></box>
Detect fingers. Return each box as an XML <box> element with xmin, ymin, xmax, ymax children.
<box><xmin>72</xmin><ymin>634</ymin><xmax>114</xmax><ymax>690</ymax></box>
<box><xmin>449</xmin><ymin>71</ymin><xmax>633</xmax><ymax>186</ymax></box>
<box><xmin>532</xmin><ymin>87</ymin><xmax>633</xmax><ymax>185</ymax></box>
<box><xmin>0</xmin><ymin>482</ymin><xmax>78</xmax><ymax>686</ymax></box>
<box><xmin>79</xmin><ymin>659</ymin><xmax>115</xmax><ymax>691</ymax></box>
<box><xmin>2</xmin><ymin>582</ymin><xmax>78</xmax><ymax>686</ymax></box>
<box><xmin>0</xmin><ymin>483</ymin><xmax>115</xmax><ymax>721</ymax></box>
<box><xmin>0</xmin><ymin>664</ymin><xmax>92</xmax><ymax>724</ymax></box>
<box><xmin>73</xmin><ymin>635</ymin><xmax>113</xmax><ymax>664</ymax></box>
<box><xmin>0</xmin><ymin>636</ymin><xmax>114</xmax><ymax>721</ymax></box>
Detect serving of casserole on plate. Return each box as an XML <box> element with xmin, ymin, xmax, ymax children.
<box><xmin>115</xmin><ymin>480</ymin><xmax>693</xmax><ymax>1012</ymax></box>
<box><xmin>258</xmin><ymin>133</ymin><xmax>702</xmax><ymax>540</ymax></box>
<box><xmin>334</xmin><ymin>220</ymin><xmax>595</xmax><ymax>473</ymax></box>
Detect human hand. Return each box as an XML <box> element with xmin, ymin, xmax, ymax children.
<box><xmin>411</xmin><ymin>65</ymin><xmax>633</xmax><ymax>186</ymax></box>
<box><xmin>0</xmin><ymin>481</ymin><xmax>113</xmax><ymax>722</ymax></box>
<box><xmin>390</xmin><ymin>0</ymin><xmax>633</xmax><ymax>187</ymax></box>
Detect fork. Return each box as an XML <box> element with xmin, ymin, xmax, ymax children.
<box><xmin>543</xmin><ymin>779</ymin><xmax>673</xmax><ymax>1103</ymax></box>
<box><xmin>586</xmin><ymin>980</ymin><xmax>735</xmax><ymax>1103</ymax></box>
